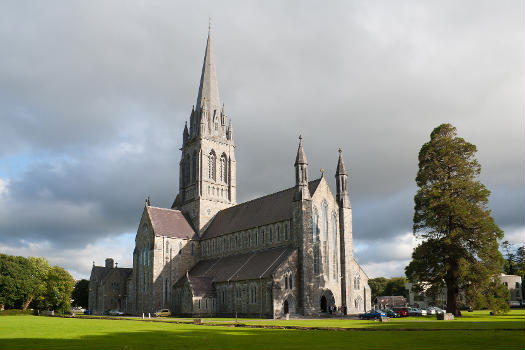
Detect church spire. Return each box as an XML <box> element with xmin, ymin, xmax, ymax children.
<box><xmin>294</xmin><ymin>135</ymin><xmax>310</xmax><ymax>201</ymax></box>
<box><xmin>196</xmin><ymin>29</ymin><xmax>220</xmax><ymax>113</ymax></box>
<box><xmin>335</xmin><ymin>148</ymin><xmax>347</xmax><ymax>176</ymax></box>
<box><xmin>294</xmin><ymin>135</ymin><xmax>308</xmax><ymax>166</ymax></box>
<box><xmin>335</xmin><ymin>148</ymin><xmax>350</xmax><ymax>208</ymax></box>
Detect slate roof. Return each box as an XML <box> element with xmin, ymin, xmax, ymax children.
<box><xmin>90</xmin><ymin>266</ymin><xmax>133</xmax><ymax>283</ymax></box>
<box><xmin>202</xmin><ymin>179</ymin><xmax>321</xmax><ymax>239</ymax></box>
<box><xmin>375</xmin><ymin>295</ymin><xmax>407</xmax><ymax>306</ymax></box>
<box><xmin>147</xmin><ymin>206</ymin><xmax>196</xmax><ymax>239</ymax></box>
<box><xmin>187</xmin><ymin>276</ymin><xmax>215</xmax><ymax>297</ymax></box>
<box><xmin>175</xmin><ymin>247</ymin><xmax>294</xmax><ymax>296</ymax></box>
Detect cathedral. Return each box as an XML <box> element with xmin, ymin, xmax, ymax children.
<box><xmin>89</xmin><ymin>30</ymin><xmax>371</xmax><ymax>318</ymax></box>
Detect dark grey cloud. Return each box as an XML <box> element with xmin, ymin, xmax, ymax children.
<box><xmin>0</xmin><ymin>0</ymin><xmax>523</xmax><ymax>278</ymax></box>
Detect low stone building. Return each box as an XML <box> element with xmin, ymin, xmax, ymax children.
<box><xmin>88</xmin><ymin>258</ymin><xmax>132</xmax><ymax>315</ymax></box>
<box><xmin>375</xmin><ymin>296</ymin><xmax>407</xmax><ymax>309</ymax></box>
<box><xmin>499</xmin><ymin>273</ymin><xmax>523</xmax><ymax>306</ymax></box>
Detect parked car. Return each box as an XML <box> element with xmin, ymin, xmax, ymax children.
<box><xmin>382</xmin><ymin>309</ymin><xmax>400</xmax><ymax>318</ymax></box>
<box><xmin>155</xmin><ymin>309</ymin><xmax>171</xmax><ymax>317</ymax></box>
<box><xmin>359</xmin><ymin>310</ymin><xmax>386</xmax><ymax>320</ymax></box>
<box><xmin>108</xmin><ymin>309</ymin><xmax>124</xmax><ymax>316</ymax></box>
<box><xmin>70</xmin><ymin>307</ymin><xmax>85</xmax><ymax>314</ymax></box>
<box><xmin>408</xmin><ymin>308</ymin><xmax>427</xmax><ymax>316</ymax></box>
<box><xmin>427</xmin><ymin>306</ymin><xmax>445</xmax><ymax>315</ymax></box>
<box><xmin>392</xmin><ymin>307</ymin><xmax>409</xmax><ymax>317</ymax></box>
<box><xmin>426</xmin><ymin>307</ymin><xmax>436</xmax><ymax>315</ymax></box>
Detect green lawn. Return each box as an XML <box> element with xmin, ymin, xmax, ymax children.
<box><xmin>0</xmin><ymin>311</ymin><xmax>523</xmax><ymax>350</ymax></box>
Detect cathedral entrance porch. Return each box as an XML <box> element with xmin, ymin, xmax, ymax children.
<box><xmin>319</xmin><ymin>289</ymin><xmax>335</xmax><ymax>313</ymax></box>
<box><xmin>282</xmin><ymin>295</ymin><xmax>296</xmax><ymax>317</ymax></box>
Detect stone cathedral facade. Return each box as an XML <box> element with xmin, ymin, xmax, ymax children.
<box><xmin>91</xmin><ymin>30</ymin><xmax>371</xmax><ymax>318</ymax></box>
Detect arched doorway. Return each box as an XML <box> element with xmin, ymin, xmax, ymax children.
<box><xmin>320</xmin><ymin>296</ymin><xmax>327</xmax><ymax>313</ymax></box>
<box><xmin>320</xmin><ymin>289</ymin><xmax>336</xmax><ymax>313</ymax></box>
<box><xmin>284</xmin><ymin>300</ymin><xmax>289</xmax><ymax>314</ymax></box>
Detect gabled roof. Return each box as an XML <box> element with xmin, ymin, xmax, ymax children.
<box><xmin>375</xmin><ymin>295</ymin><xmax>407</xmax><ymax>304</ymax></box>
<box><xmin>175</xmin><ymin>247</ymin><xmax>294</xmax><ymax>296</ymax></box>
<box><xmin>183</xmin><ymin>276</ymin><xmax>215</xmax><ymax>297</ymax></box>
<box><xmin>90</xmin><ymin>266</ymin><xmax>132</xmax><ymax>283</ymax></box>
<box><xmin>202</xmin><ymin>179</ymin><xmax>321</xmax><ymax>239</ymax></box>
<box><xmin>147</xmin><ymin>206</ymin><xmax>196</xmax><ymax>239</ymax></box>
<box><xmin>90</xmin><ymin>266</ymin><xmax>111</xmax><ymax>281</ymax></box>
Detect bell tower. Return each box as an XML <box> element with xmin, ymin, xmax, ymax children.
<box><xmin>172</xmin><ymin>29</ymin><xmax>236</xmax><ymax>233</ymax></box>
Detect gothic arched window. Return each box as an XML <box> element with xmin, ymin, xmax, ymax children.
<box><xmin>220</xmin><ymin>154</ymin><xmax>228</xmax><ymax>183</ymax></box>
<box><xmin>208</xmin><ymin>150</ymin><xmax>216</xmax><ymax>181</ymax></box>
<box><xmin>312</xmin><ymin>210</ymin><xmax>318</xmax><ymax>242</ymax></box>
<box><xmin>312</xmin><ymin>209</ymin><xmax>320</xmax><ymax>275</ymax></box>
<box><xmin>191</xmin><ymin>151</ymin><xmax>197</xmax><ymax>183</ymax></box>
<box><xmin>332</xmin><ymin>213</ymin><xmax>338</xmax><ymax>280</ymax></box>
<box><xmin>321</xmin><ymin>201</ymin><xmax>328</xmax><ymax>242</ymax></box>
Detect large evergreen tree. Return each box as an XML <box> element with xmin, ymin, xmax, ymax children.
<box><xmin>405</xmin><ymin>124</ymin><xmax>503</xmax><ymax>316</ymax></box>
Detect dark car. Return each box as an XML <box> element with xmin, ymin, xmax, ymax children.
<box><xmin>383</xmin><ymin>309</ymin><xmax>400</xmax><ymax>318</ymax></box>
<box><xmin>359</xmin><ymin>310</ymin><xmax>387</xmax><ymax>320</ymax></box>
<box><xmin>392</xmin><ymin>307</ymin><xmax>409</xmax><ymax>317</ymax></box>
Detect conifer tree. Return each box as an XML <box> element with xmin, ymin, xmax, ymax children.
<box><xmin>406</xmin><ymin>124</ymin><xmax>503</xmax><ymax>316</ymax></box>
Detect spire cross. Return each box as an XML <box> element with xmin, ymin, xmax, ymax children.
<box><xmin>208</xmin><ymin>17</ymin><xmax>212</xmax><ymax>32</ymax></box>
<box><xmin>338</xmin><ymin>148</ymin><xmax>342</xmax><ymax>154</ymax></box>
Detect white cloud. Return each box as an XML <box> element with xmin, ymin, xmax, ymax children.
<box><xmin>0</xmin><ymin>233</ymin><xmax>135</xmax><ymax>279</ymax></box>
<box><xmin>0</xmin><ymin>178</ymin><xmax>8</xmax><ymax>197</ymax></box>
<box><xmin>362</xmin><ymin>261</ymin><xmax>412</xmax><ymax>279</ymax></box>
<box><xmin>502</xmin><ymin>226</ymin><xmax>525</xmax><ymax>246</ymax></box>
<box><xmin>355</xmin><ymin>233</ymin><xmax>419</xmax><ymax>264</ymax></box>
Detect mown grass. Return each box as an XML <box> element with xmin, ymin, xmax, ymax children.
<box><xmin>109</xmin><ymin>309</ymin><xmax>525</xmax><ymax>330</ymax></box>
<box><xmin>0</xmin><ymin>311</ymin><xmax>523</xmax><ymax>350</ymax></box>
<box><xmin>234</xmin><ymin>310</ymin><xmax>525</xmax><ymax>330</ymax></box>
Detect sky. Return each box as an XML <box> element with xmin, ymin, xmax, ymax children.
<box><xmin>0</xmin><ymin>0</ymin><xmax>523</xmax><ymax>279</ymax></box>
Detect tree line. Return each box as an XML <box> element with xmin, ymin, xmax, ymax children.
<box><xmin>0</xmin><ymin>254</ymin><xmax>75</xmax><ymax>313</ymax></box>
<box><xmin>368</xmin><ymin>277</ymin><xmax>408</xmax><ymax>300</ymax></box>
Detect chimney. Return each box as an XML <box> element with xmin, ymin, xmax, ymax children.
<box><xmin>105</xmin><ymin>258</ymin><xmax>114</xmax><ymax>268</ymax></box>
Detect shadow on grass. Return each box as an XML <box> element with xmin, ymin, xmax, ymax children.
<box><xmin>1</xmin><ymin>327</ymin><xmax>524</xmax><ymax>350</ymax></box>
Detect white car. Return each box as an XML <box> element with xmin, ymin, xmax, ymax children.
<box><xmin>434</xmin><ymin>307</ymin><xmax>445</xmax><ymax>314</ymax></box>
<box><xmin>108</xmin><ymin>309</ymin><xmax>124</xmax><ymax>316</ymax></box>
<box><xmin>408</xmin><ymin>308</ymin><xmax>427</xmax><ymax>316</ymax></box>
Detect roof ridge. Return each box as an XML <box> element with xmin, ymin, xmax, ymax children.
<box><xmin>220</xmin><ymin>178</ymin><xmax>322</xmax><ymax>212</ymax></box>
<box><xmin>148</xmin><ymin>206</ymin><xmax>181</xmax><ymax>212</ymax></box>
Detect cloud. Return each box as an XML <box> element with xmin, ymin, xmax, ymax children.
<box><xmin>0</xmin><ymin>234</ymin><xmax>134</xmax><ymax>279</ymax></box>
<box><xmin>0</xmin><ymin>0</ymin><xmax>523</xmax><ymax>279</ymax></box>
<box><xmin>355</xmin><ymin>233</ymin><xmax>419</xmax><ymax>278</ymax></box>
